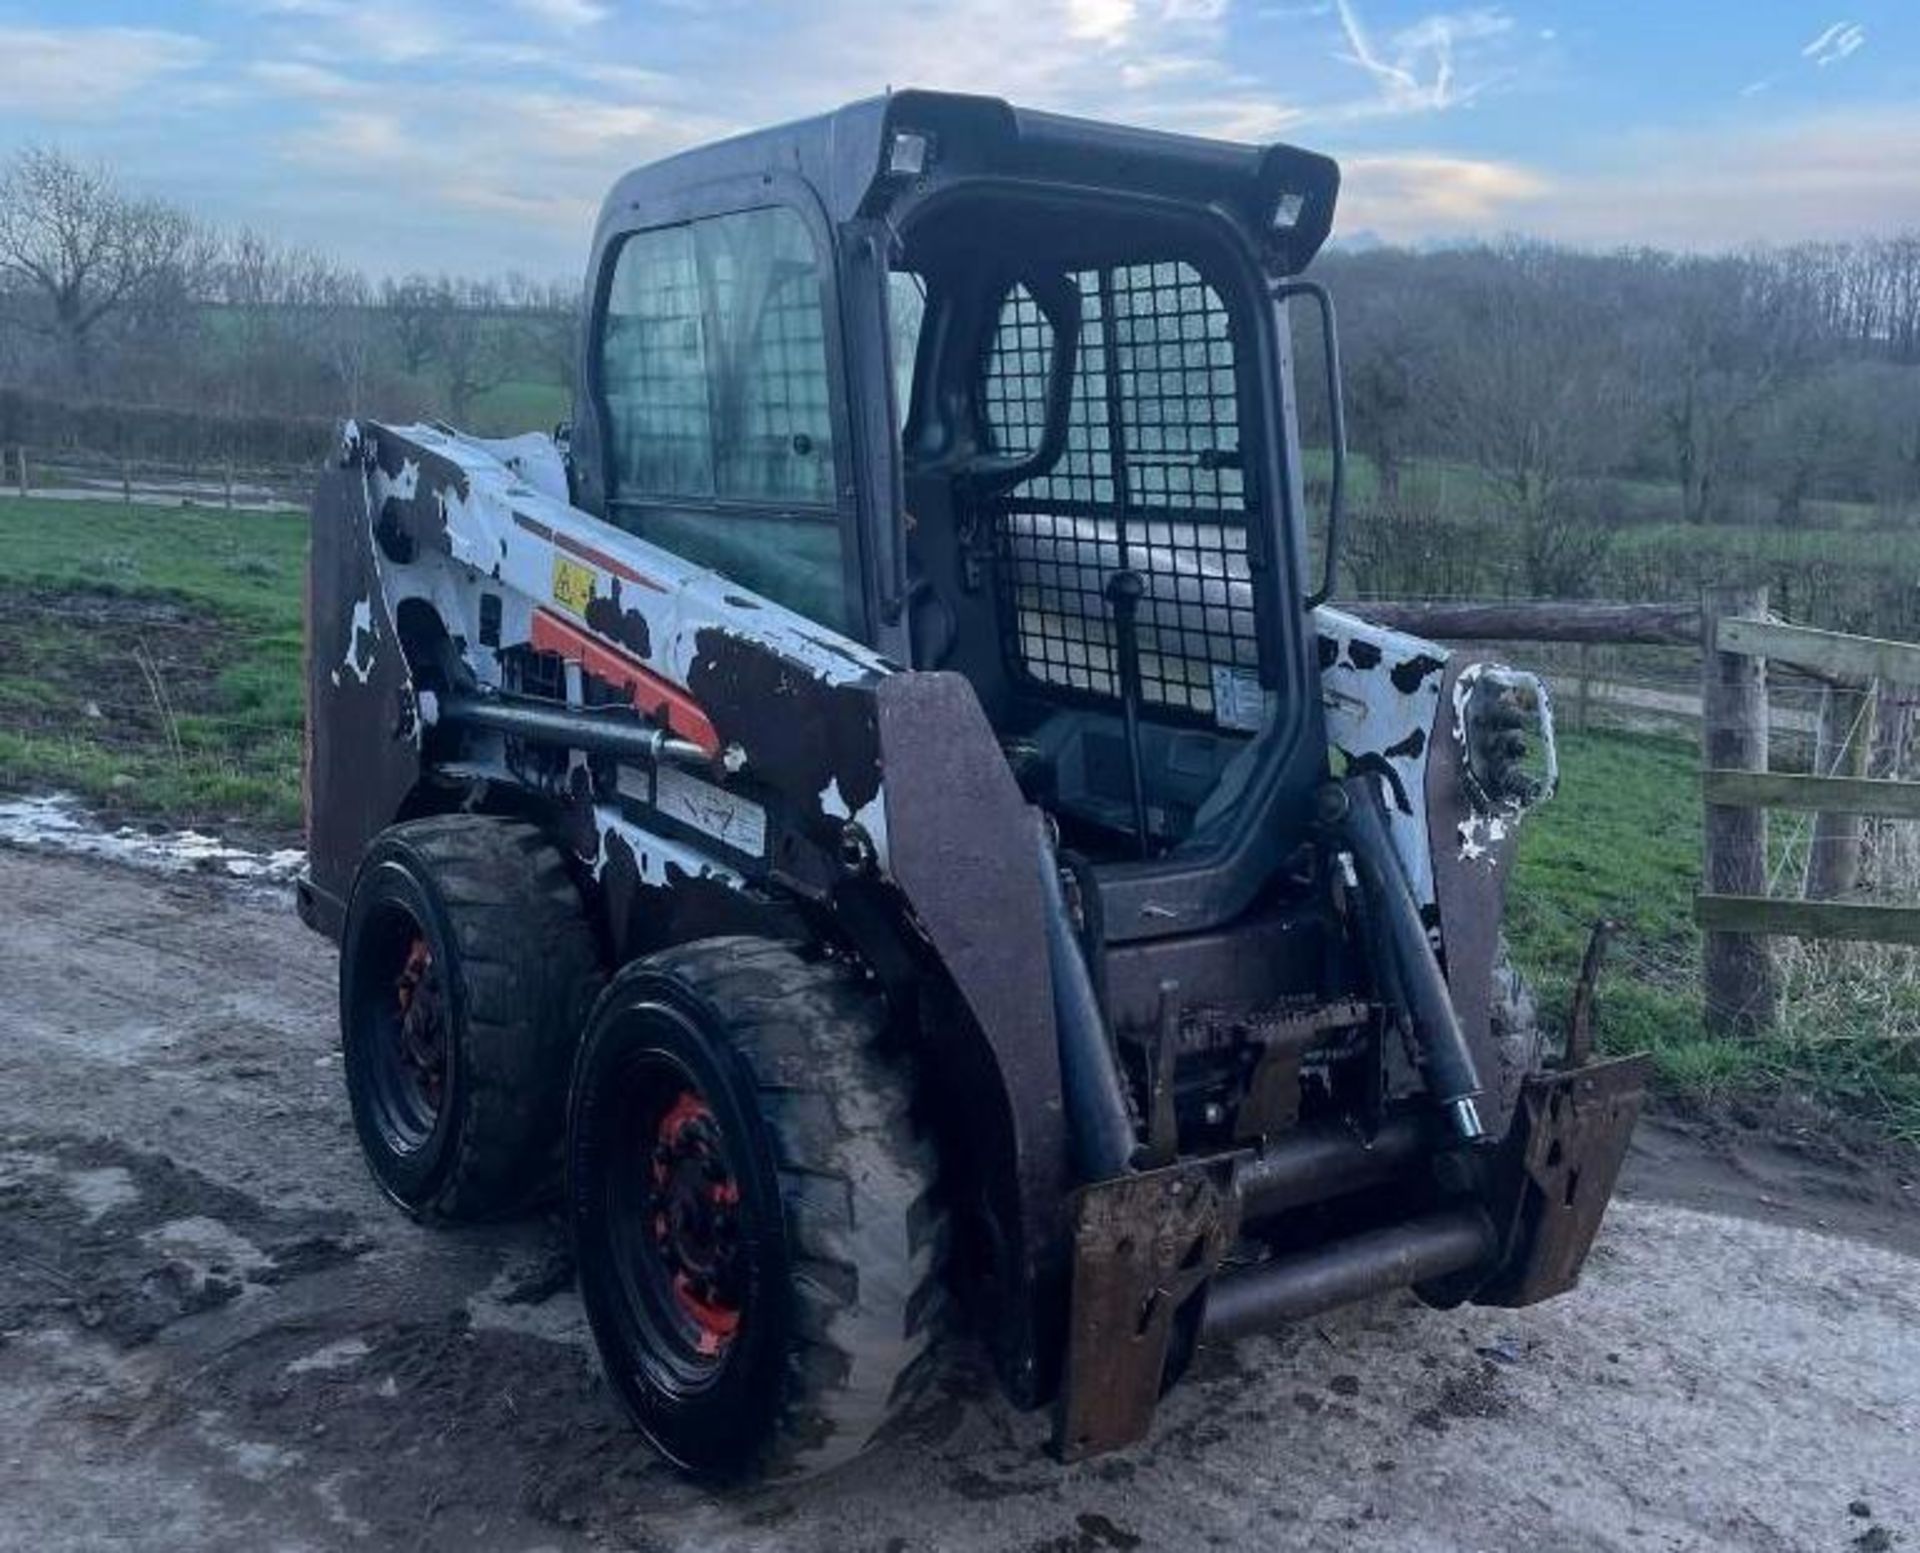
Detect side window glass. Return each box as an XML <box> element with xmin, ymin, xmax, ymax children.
<box><xmin>597</xmin><ymin>205</ymin><xmax>849</xmax><ymax>631</ymax></box>
<box><xmin>705</xmin><ymin>208</ymin><xmax>836</xmax><ymax>504</ymax></box>
<box><xmin>601</xmin><ymin>224</ymin><xmax>711</xmax><ymax>497</ymax></box>
<box><xmin>888</xmin><ymin>271</ymin><xmax>926</xmax><ymax>424</ymax></box>
<box><xmin>601</xmin><ymin>207</ymin><xmax>834</xmax><ymax>505</ymax></box>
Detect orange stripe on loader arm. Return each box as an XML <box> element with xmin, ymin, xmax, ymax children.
<box><xmin>530</xmin><ymin>608</ymin><xmax>721</xmax><ymax>756</ymax></box>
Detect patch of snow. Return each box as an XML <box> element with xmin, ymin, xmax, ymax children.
<box><xmin>62</xmin><ymin>1166</ymin><xmax>139</xmax><ymax>1222</ymax></box>
<box><xmin>0</xmin><ymin>794</ymin><xmax>305</xmax><ymax>886</ymax></box>
<box><xmin>141</xmin><ymin>1216</ymin><xmax>274</xmax><ymax>1279</ymax></box>
<box><xmin>286</xmin><ymin>1337</ymin><xmax>372</xmax><ymax>1376</ymax></box>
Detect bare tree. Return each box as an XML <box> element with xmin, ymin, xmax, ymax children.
<box><xmin>1422</xmin><ymin>244</ymin><xmax>1628</xmax><ymax>592</ymax></box>
<box><xmin>504</xmin><ymin>270</ymin><xmax>582</xmax><ymax>403</ymax></box>
<box><xmin>435</xmin><ymin>278</ymin><xmax>519</xmax><ymax>421</ymax></box>
<box><xmin>1318</xmin><ymin>250</ymin><xmax>1433</xmax><ymax>505</ymax></box>
<box><xmin>379</xmin><ymin>274</ymin><xmax>447</xmax><ymax>379</ymax></box>
<box><xmin>0</xmin><ymin>146</ymin><xmax>208</xmax><ymax>391</ymax></box>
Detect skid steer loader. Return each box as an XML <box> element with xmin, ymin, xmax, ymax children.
<box><xmin>299</xmin><ymin>90</ymin><xmax>1647</xmax><ymax>1481</ymax></box>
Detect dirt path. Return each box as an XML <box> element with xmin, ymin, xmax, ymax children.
<box><xmin>0</xmin><ymin>845</ymin><xmax>1915</xmax><ymax>1553</ymax></box>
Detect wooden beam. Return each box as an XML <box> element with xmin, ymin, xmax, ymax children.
<box><xmin>1695</xmin><ymin>894</ymin><xmax>1920</xmax><ymax>947</ymax></box>
<box><xmin>1353</xmin><ymin>599</ymin><xmax>1702</xmax><ymax>646</ymax></box>
<box><xmin>1716</xmin><ymin>615</ymin><xmax>1920</xmax><ymax>686</ymax></box>
<box><xmin>1701</xmin><ymin>769</ymin><xmax>1920</xmax><ymax>818</ymax></box>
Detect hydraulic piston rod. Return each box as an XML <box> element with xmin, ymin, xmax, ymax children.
<box><xmin>432</xmin><ymin>691</ymin><xmax>715</xmax><ymax>770</ymax></box>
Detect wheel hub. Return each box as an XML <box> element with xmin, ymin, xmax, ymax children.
<box><xmin>394</xmin><ymin>934</ymin><xmax>447</xmax><ymax>1115</ymax></box>
<box><xmin>648</xmin><ymin>1091</ymin><xmax>743</xmax><ymax>1355</ymax></box>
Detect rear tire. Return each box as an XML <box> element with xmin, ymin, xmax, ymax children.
<box><xmin>340</xmin><ymin>815</ymin><xmax>602</xmax><ymax>1221</ymax></box>
<box><xmin>567</xmin><ymin>936</ymin><xmax>946</xmax><ymax>1482</ymax></box>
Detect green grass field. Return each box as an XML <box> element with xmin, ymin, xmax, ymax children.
<box><xmin>0</xmin><ymin>496</ymin><xmax>307</xmax><ymax>838</ymax></box>
<box><xmin>1</xmin><ymin>494</ymin><xmax>1912</xmax><ymax>1137</ymax></box>
<box><xmin>1509</xmin><ymin>729</ymin><xmax>1920</xmax><ymax>1142</ymax></box>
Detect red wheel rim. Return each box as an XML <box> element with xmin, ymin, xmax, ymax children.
<box><xmin>646</xmin><ymin>1089</ymin><xmax>744</xmax><ymax>1357</ymax></box>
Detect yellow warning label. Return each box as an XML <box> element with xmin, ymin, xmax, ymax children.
<box><xmin>551</xmin><ymin>553</ymin><xmax>595</xmax><ymax>617</ymax></box>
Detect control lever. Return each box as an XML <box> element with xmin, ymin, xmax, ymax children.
<box><xmin>1104</xmin><ymin>569</ymin><xmax>1152</xmax><ymax>858</ymax></box>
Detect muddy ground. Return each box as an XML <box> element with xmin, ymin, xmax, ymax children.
<box><xmin>0</xmin><ymin>844</ymin><xmax>1915</xmax><ymax>1553</ymax></box>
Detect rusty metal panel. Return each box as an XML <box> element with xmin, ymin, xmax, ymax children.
<box><xmin>1475</xmin><ymin>1053</ymin><xmax>1651</xmax><ymax>1307</ymax></box>
<box><xmin>1100</xmin><ymin>910</ymin><xmax>1330</xmax><ymax>1037</ymax></box>
<box><xmin>1052</xmin><ymin>1160</ymin><xmax>1237</xmax><ymax>1461</ymax></box>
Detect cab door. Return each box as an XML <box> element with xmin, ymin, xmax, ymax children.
<box><xmin>583</xmin><ymin>197</ymin><xmax>866</xmax><ymax>639</ymax></box>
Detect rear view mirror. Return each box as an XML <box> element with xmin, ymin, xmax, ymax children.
<box><xmin>1274</xmin><ymin>279</ymin><xmax>1346</xmax><ymax>608</ymax></box>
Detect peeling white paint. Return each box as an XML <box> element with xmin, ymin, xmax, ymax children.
<box><xmin>818</xmin><ymin>777</ymin><xmax>890</xmax><ymax>869</ymax></box>
<box><xmin>588</xmin><ymin>805</ymin><xmax>745</xmax><ymax>892</ymax></box>
<box><xmin>1456</xmin><ymin>812</ymin><xmax>1511</xmax><ymax>867</ymax></box>
<box><xmin>341</xmin><ymin>598</ymin><xmax>376</xmax><ymax>685</ymax></box>
<box><xmin>1314</xmin><ymin>605</ymin><xmax>1448</xmax><ymax>910</ymax></box>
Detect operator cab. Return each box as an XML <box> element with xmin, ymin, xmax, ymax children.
<box><xmin>573</xmin><ymin>91</ymin><xmax>1342</xmax><ymax>909</ymax></box>
<box><xmin>892</xmin><ymin>197</ymin><xmax>1283</xmax><ymax>861</ymax></box>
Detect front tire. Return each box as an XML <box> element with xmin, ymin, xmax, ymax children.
<box><xmin>567</xmin><ymin>937</ymin><xmax>945</xmax><ymax>1481</ymax></box>
<box><xmin>339</xmin><ymin>815</ymin><xmax>602</xmax><ymax>1221</ymax></box>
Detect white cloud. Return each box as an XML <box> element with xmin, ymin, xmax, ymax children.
<box><xmin>249</xmin><ymin>60</ymin><xmax>361</xmax><ymax>100</ymax></box>
<box><xmin>0</xmin><ymin>26</ymin><xmax>211</xmax><ymax>115</ymax></box>
<box><xmin>1802</xmin><ymin>21</ymin><xmax>1865</xmax><ymax>67</ymax></box>
<box><xmin>244</xmin><ymin>0</ymin><xmax>455</xmax><ymax>63</ymax></box>
<box><xmin>1337</xmin><ymin>151</ymin><xmax>1548</xmax><ymax>235</ymax></box>
<box><xmin>512</xmin><ymin>0</ymin><xmax>613</xmax><ymax>29</ymax></box>
<box><xmin>283</xmin><ymin>109</ymin><xmax>413</xmax><ymax>166</ymax></box>
<box><xmin>1507</xmin><ymin>106</ymin><xmax>1920</xmax><ymax>249</ymax></box>
<box><xmin>1331</xmin><ymin>2</ymin><xmax>1513</xmax><ymax>117</ymax></box>
<box><xmin>1066</xmin><ymin>0</ymin><xmax>1139</xmax><ymax>45</ymax></box>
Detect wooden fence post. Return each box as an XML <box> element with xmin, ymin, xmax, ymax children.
<box><xmin>1701</xmin><ymin>585</ymin><xmax>1776</xmax><ymax>1035</ymax></box>
<box><xmin>12</xmin><ymin>446</ymin><xmax>25</xmax><ymax>498</ymax></box>
<box><xmin>1806</xmin><ymin>681</ymin><xmax>1874</xmax><ymax>900</ymax></box>
<box><xmin>1574</xmin><ymin>643</ymin><xmax>1592</xmax><ymax>733</ymax></box>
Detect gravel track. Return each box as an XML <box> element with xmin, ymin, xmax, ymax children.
<box><xmin>0</xmin><ymin>843</ymin><xmax>1914</xmax><ymax>1553</ymax></box>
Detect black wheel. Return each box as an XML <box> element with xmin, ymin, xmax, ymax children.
<box><xmin>568</xmin><ymin>937</ymin><xmax>946</xmax><ymax>1482</ymax></box>
<box><xmin>340</xmin><ymin>815</ymin><xmax>602</xmax><ymax>1221</ymax></box>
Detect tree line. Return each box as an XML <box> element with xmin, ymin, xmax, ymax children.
<box><xmin>4</xmin><ymin>143</ymin><xmax>1919</xmax><ymax>589</ymax></box>
<box><xmin>0</xmin><ymin>146</ymin><xmax>579</xmax><ymax>442</ymax></box>
<box><xmin>1308</xmin><ymin>238</ymin><xmax>1920</xmax><ymax>596</ymax></box>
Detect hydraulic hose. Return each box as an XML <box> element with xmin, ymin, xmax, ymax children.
<box><xmin>1037</xmin><ymin>834</ymin><xmax>1139</xmax><ymax>1181</ymax></box>
<box><xmin>1332</xmin><ymin>777</ymin><xmax>1488</xmax><ymax>1142</ymax></box>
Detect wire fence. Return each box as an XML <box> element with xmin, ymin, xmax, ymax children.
<box><xmin>4</xmin><ymin>446</ymin><xmax>312</xmax><ymax>512</ymax></box>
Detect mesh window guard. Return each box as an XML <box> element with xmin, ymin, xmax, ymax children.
<box><xmin>985</xmin><ymin>262</ymin><xmax>1258</xmax><ymax>722</ymax></box>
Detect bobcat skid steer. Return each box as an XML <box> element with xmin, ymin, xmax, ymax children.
<box><xmin>299</xmin><ymin>90</ymin><xmax>1647</xmax><ymax>1482</ymax></box>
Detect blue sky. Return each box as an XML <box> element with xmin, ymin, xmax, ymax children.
<box><xmin>2</xmin><ymin>1</ymin><xmax>1916</xmax><ymax>278</ymax></box>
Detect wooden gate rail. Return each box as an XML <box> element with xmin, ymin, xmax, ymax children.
<box><xmin>1716</xmin><ymin>616</ymin><xmax>1920</xmax><ymax>687</ymax></box>
<box><xmin>1700</xmin><ymin>770</ymin><xmax>1920</xmax><ymax>819</ymax></box>
<box><xmin>1699</xmin><ymin>599</ymin><xmax>1920</xmax><ymax>1011</ymax></box>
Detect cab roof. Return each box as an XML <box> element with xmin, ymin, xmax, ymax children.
<box><xmin>594</xmin><ymin>89</ymin><xmax>1340</xmax><ymax>274</ymax></box>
